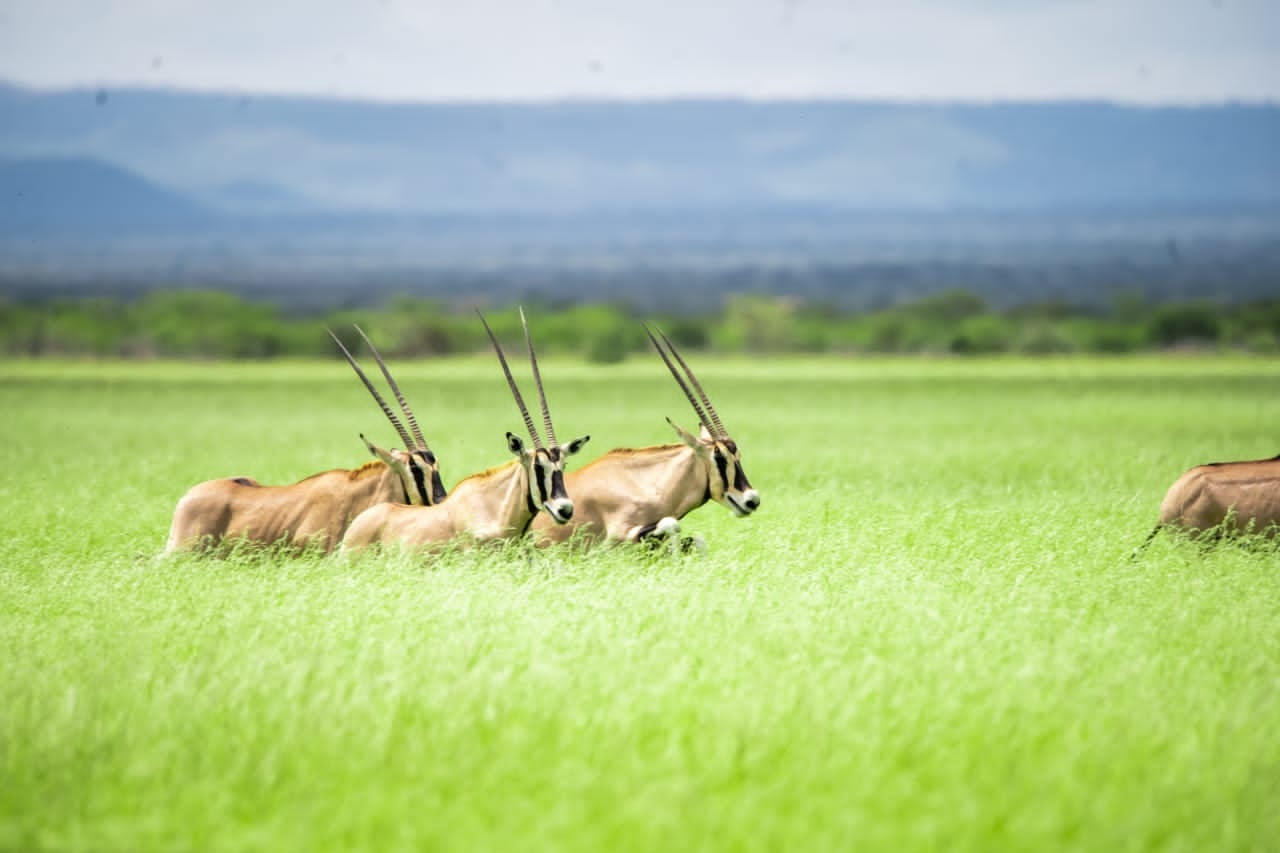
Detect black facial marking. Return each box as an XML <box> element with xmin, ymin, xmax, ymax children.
<box><xmin>538</xmin><ymin>460</ymin><xmax>554</xmax><ymax>503</ymax></box>
<box><xmin>529</xmin><ymin>456</ymin><xmax>551</xmax><ymax>509</ymax></box>
<box><xmin>550</xmin><ymin>469</ymin><xmax>566</xmax><ymax>500</ymax></box>
<box><xmin>430</xmin><ymin>470</ymin><xmax>448</xmax><ymax>504</ymax></box>
<box><xmin>733</xmin><ymin>462</ymin><xmax>750</xmax><ymax>493</ymax></box>
<box><xmin>714</xmin><ymin>449</ymin><xmax>730</xmax><ymax>489</ymax></box>
<box><xmin>410</xmin><ymin>462</ymin><xmax>431</xmax><ymax>505</ymax></box>
<box><xmin>525</xmin><ymin>458</ymin><xmax>544</xmax><ymax>514</ymax></box>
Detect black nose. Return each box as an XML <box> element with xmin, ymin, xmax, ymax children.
<box><xmin>743</xmin><ymin>495</ymin><xmax>760</xmax><ymax>511</ymax></box>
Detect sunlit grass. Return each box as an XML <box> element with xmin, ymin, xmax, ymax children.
<box><xmin>2</xmin><ymin>356</ymin><xmax>1279</xmax><ymax>851</ymax></box>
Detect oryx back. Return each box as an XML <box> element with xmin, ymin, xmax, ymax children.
<box><xmin>1158</xmin><ymin>454</ymin><xmax>1280</xmax><ymax>537</ymax></box>
<box><xmin>344</xmin><ymin>459</ymin><xmax>532</xmax><ymax>551</ymax></box>
<box><xmin>165</xmin><ymin>461</ymin><xmax>406</xmax><ymax>554</ymax></box>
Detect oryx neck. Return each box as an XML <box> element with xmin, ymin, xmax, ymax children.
<box><xmin>603</xmin><ymin>442</ymin><xmax>710</xmax><ymax>519</ymax></box>
<box><xmin>353</xmin><ymin>460</ymin><xmax>401</xmax><ymax>499</ymax></box>
<box><xmin>346</xmin><ymin>459</ymin><xmax>387</xmax><ymax>481</ymax></box>
<box><xmin>454</xmin><ymin>458</ymin><xmax>522</xmax><ymax>489</ymax></box>
<box><xmin>451</xmin><ymin>458</ymin><xmax>536</xmax><ymax>535</ymax></box>
<box><xmin>588</xmin><ymin>443</ymin><xmax>691</xmax><ymax>470</ymax></box>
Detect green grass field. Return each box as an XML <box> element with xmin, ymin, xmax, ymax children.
<box><xmin>2</xmin><ymin>356</ymin><xmax>1279</xmax><ymax>851</ymax></box>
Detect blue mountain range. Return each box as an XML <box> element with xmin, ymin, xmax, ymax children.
<box><xmin>2</xmin><ymin>83</ymin><xmax>1277</xmax><ymax>226</ymax></box>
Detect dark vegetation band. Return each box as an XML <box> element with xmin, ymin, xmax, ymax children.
<box><xmin>2</xmin><ymin>289</ymin><xmax>1278</xmax><ymax>360</ymax></box>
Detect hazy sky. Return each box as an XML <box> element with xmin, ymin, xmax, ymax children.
<box><xmin>1</xmin><ymin>0</ymin><xmax>1276</xmax><ymax>103</ymax></box>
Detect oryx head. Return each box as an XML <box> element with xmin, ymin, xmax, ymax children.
<box><xmin>645</xmin><ymin>324</ymin><xmax>760</xmax><ymax>518</ymax></box>
<box><xmin>329</xmin><ymin>326</ymin><xmax>449</xmax><ymax>506</ymax></box>
<box><xmin>480</xmin><ymin>308</ymin><xmax>589</xmax><ymax>525</ymax></box>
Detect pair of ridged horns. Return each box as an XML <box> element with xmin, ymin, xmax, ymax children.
<box><xmin>479</xmin><ymin>307</ymin><xmax>558</xmax><ymax>450</ymax></box>
<box><xmin>331</xmin><ymin>316</ymin><xmax>718</xmax><ymax>450</ymax></box>
<box><xmin>644</xmin><ymin>323</ymin><xmax>728</xmax><ymax>440</ymax></box>
<box><xmin>328</xmin><ymin>326</ymin><xmax>431</xmax><ymax>454</ymax></box>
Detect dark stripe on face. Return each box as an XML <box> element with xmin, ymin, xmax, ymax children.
<box><xmin>714</xmin><ymin>450</ymin><xmax>730</xmax><ymax>490</ymax></box>
<box><xmin>535</xmin><ymin>460</ymin><xmax>549</xmax><ymax>504</ymax></box>
<box><xmin>550</xmin><ymin>469</ymin><xmax>566</xmax><ymax>500</ymax></box>
<box><xmin>410</xmin><ymin>463</ymin><xmax>431</xmax><ymax>505</ymax></box>
<box><xmin>526</xmin><ymin>457</ymin><xmax>548</xmax><ymax>514</ymax></box>
<box><xmin>733</xmin><ymin>461</ymin><xmax>750</xmax><ymax>493</ymax></box>
<box><xmin>430</xmin><ymin>471</ymin><xmax>447</xmax><ymax>504</ymax></box>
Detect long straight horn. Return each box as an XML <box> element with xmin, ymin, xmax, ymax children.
<box><xmin>353</xmin><ymin>324</ymin><xmax>429</xmax><ymax>452</ymax></box>
<box><xmin>656</xmin><ymin>327</ymin><xmax>727</xmax><ymax>438</ymax></box>
<box><xmin>519</xmin><ymin>307</ymin><xmax>558</xmax><ymax>448</ymax></box>
<box><xmin>478</xmin><ymin>310</ymin><xmax>542</xmax><ymax>448</ymax></box>
<box><xmin>328</xmin><ymin>328</ymin><xmax>416</xmax><ymax>450</ymax></box>
<box><xmin>643</xmin><ymin>323</ymin><xmax>713</xmax><ymax>434</ymax></box>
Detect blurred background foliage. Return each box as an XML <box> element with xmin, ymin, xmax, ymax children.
<box><xmin>2</xmin><ymin>288</ymin><xmax>1277</xmax><ymax>361</ymax></box>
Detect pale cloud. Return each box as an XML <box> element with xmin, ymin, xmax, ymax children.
<box><xmin>0</xmin><ymin>0</ymin><xmax>1275</xmax><ymax>102</ymax></box>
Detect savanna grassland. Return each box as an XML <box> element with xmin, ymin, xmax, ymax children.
<box><xmin>2</xmin><ymin>355</ymin><xmax>1278</xmax><ymax>851</ymax></box>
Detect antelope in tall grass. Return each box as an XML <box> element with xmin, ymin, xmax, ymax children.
<box><xmin>341</xmin><ymin>309</ymin><xmax>588</xmax><ymax>553</ymax></box>
<box><xmin>1139</xmin><ymin>453</ymin><xmax>1280</xmax><ymax>550</ymax></box>
<box><xmin>164</xmin><ymin>328</ymin><xmax>447</xmax><ymax>554</ymax></box>
<box><xmin>529</xmin><ymin>324</ymin><xmax>759</xmax><ymax>549</ymax></box>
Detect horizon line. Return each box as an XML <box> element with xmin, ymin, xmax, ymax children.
<box><xmin>2</xmin><ymin>78</ymin><xmax>1276</xmax><ymax>110</ymax></box>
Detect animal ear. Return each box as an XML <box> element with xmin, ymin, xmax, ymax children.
<box><xmin>666</xmin><ymin>417</ymin><xmax>701</xmax><ymax>448</ymax></box>
<box><xmin>361</xmin><ymin>433</ymin><xmax>393</xmax><ymax>463</ymax></box>
<box><xmin>564</xmin><ymin>435</ymin><xmax>591</xmax><ymax>456</ymax></box>
<box><xmin>506</xmin><ymin>431</ymin><xmax>525</xmax><ymax>456</ymax></box>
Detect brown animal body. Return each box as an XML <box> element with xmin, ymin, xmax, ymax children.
<box><xmin>165</xmin><ymin>326</ymin><xmax>448</xmax><ymax>554</ymax></box>
<box><xmin>529</xmin><ymin>427</ymin><xmax>756</xmax><ymax>547</ymax></box>
<box><xmin>165</xmin><ymin>454</ymin><xmax>433</xmax><ymax>554</ymax></box>
<box><xmin>342</xmin><ymin>437</ymin><xmax>587</xmax><ymax>553</ymax></box>
<box><xmin>530</xmin><ymin>443</ymin><xmax>709</xmax><ymax>546</ymax></box>
<box><xmin>529</xmin><ymin>324</ymin><xmax>759</xmax><ymax>549</ymax></box>
<box><xmin>1154</xmin><ymin>454</ymin><xmax>1280</xmax><ymax>538</ymax></box>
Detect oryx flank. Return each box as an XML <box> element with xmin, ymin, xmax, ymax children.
<box><xmin>1140</xmin><ymin>453</ymin><xmax>1280</xmax><ymax>549</ymax></box>
<box><xmin>529</xmin><ymin>323</ymin><xmax>759</xmax><ymax>549</ymax></box>
<box><xmin>341</xmin><ymin>309</ymin><xmax>588</xmax><ymax>553</ymax></box>
<box><xmin>164</xmin><ymin>327</ymin><xmax>446</xmax><ymax>554</ymax></box>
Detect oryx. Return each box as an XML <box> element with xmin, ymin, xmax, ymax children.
<box><xmin>341</xmin><ymin>309</ymin><xmax>588</xmax><ymax>553</ymax></box>
<box><xmin>164</xmin><ymin>327</ymin><xmax>447</xmax><ymax>554</ymax></box>
<box><xmin>528</xmin><ymin>324</ymin><xmax>759</xmax><ymax>549</ymax></box>
<box><xmin>1139</xmin><ymin>453</ymin><xmax>1280</xmax><ymax>550</ymax></box>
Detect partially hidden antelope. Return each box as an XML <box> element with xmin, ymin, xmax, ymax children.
<box><xmin>529</xmin><ymin>324</ymin><xmax>759</xmax><ymax>549</ymax></box>
<box><xmin>164</xmin><ymin>327</ymin><xmax>447</xmax><ymax>554</ymax></box>
<box><xmin>341</xmin><ymin>309</ymin><xmax>588</xmax><ymax>553</ymax></box>
<box><xmin>1138</xmin><ymin>453</ymin><xmax>1280</xmax><ymax>551</ymax></box>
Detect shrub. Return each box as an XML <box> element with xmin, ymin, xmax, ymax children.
<box><xmin>1149</xmin><ymin>303</ymin><xmax>1221</xmax><ymax>347</ymax></box>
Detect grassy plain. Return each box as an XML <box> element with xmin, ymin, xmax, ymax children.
<box><xmin>2</xmin><ymin>355</ymin><xmax>1279</xmax><ymax>851</ymax></box>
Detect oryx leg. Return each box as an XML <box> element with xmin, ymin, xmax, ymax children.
<box><xmin>631</xmin><ymin>517</ymin><xmax>707</xmax><ymax>555</ymax></box>
<box><xmin>631</xmin><ymin>516</ymin><xmax>681</xmax><ymax>544</ymax></box>
<box><xmin>677</xmin><ymin>535</ymin><xmax>708</xmax><ymax>555</ymax></box>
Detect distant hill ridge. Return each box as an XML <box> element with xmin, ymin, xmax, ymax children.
<box><xmin>1</xmin><ymin>82</ymin><xmax>1277</xmax><ymax>218</ymax></box>
<box><xmin>0</xmin><ymin>156</ymin><xmax>215</xmax><ymax>229</ymax></box>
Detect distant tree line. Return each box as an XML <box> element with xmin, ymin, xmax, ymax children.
<box><xmin>2</xmin><ymin>289</ymin><xmax>1279</xmax><ymax>360</ymax></box>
